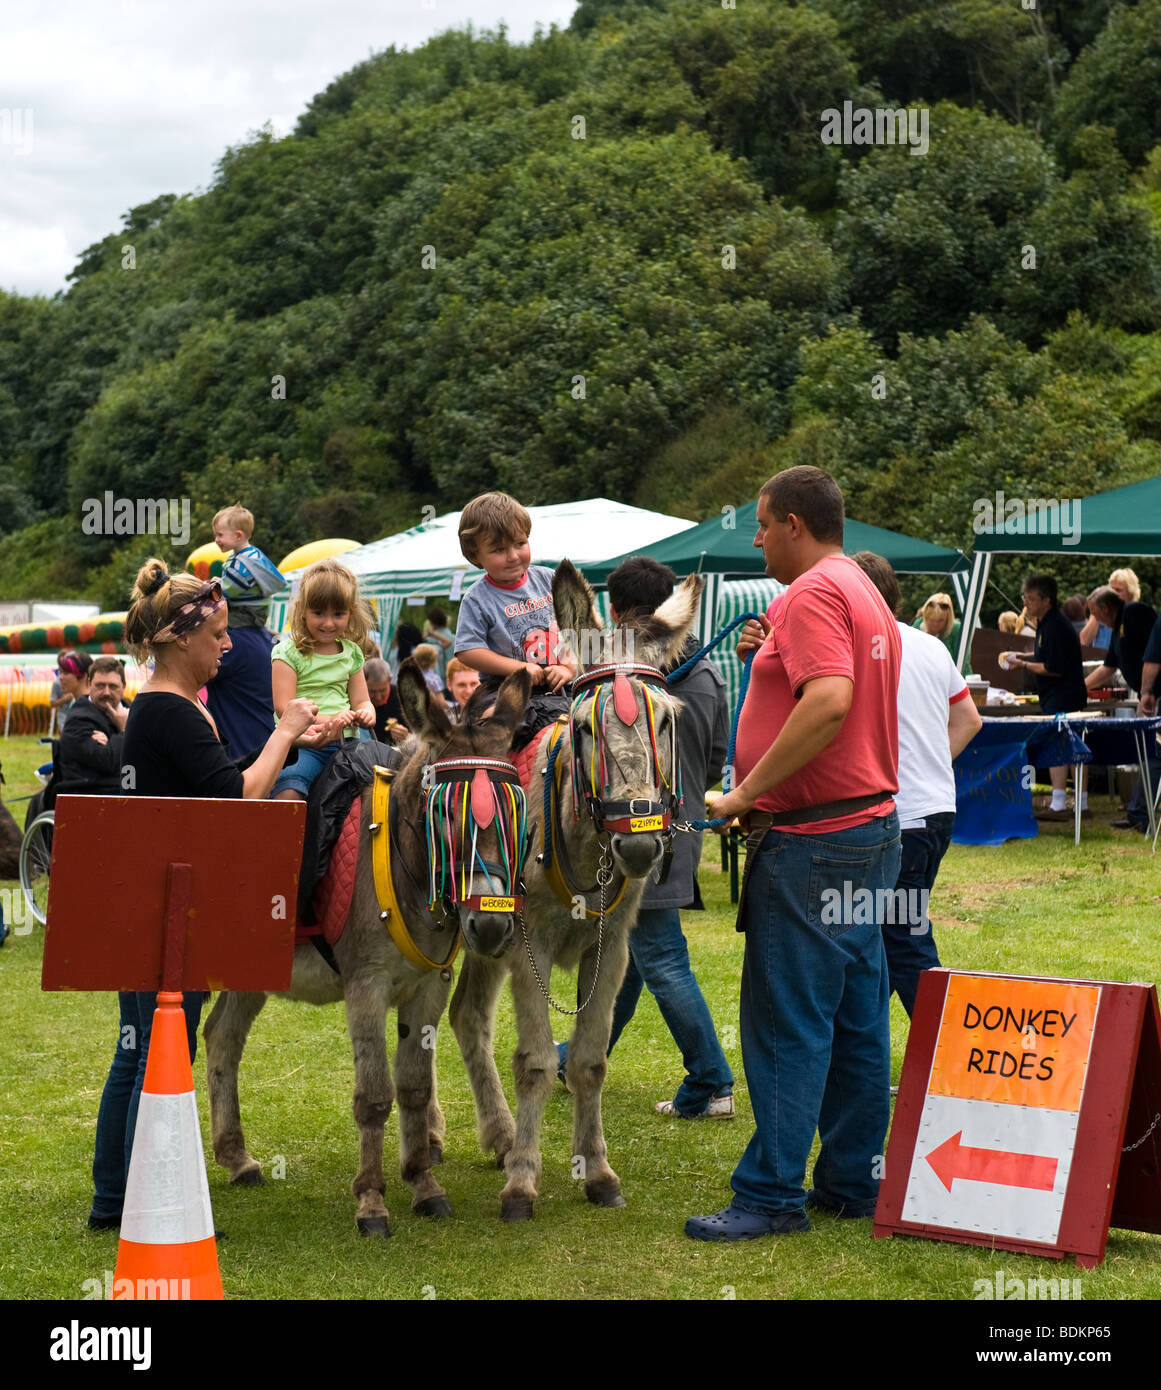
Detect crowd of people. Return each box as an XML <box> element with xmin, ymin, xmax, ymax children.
<box><xmin>60</xmin><ymin>477</ymin><xmax>1159</xmax><ymax>1243</ymax></box>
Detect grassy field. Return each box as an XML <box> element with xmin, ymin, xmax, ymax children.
<box><xmin>2</xmin><ymin>731</ymin><xmax>1160</xmax><ymax>1301</ymax></box>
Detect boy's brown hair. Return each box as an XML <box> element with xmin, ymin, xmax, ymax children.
<box><xmin>212</xmin><ymin>504</ymin><xmax>254</xmax><ymax>539</ymax></box>
<box><xmin>287</xmin><ymin>558</ymin><xmax>375</xmax><ymax>655</ymax></box>
<box><xmin>458</xmin><ymin>492</ymin><xmax>531</xmax><ymax>565</ymax></box>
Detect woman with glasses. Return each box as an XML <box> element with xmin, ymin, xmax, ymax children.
<box><xmin>913</xmin><ymin>593</ymin><xmax>972</xmax><ymax>674</ymax></box>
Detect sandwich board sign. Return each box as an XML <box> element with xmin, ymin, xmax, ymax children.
<box><xmin>874</xmin><ymin>969</ymin><xmax>1161</xmax><ymax>1268</ymax></box>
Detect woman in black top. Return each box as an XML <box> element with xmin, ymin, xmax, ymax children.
<box><xmin>89</xmin><ymin>558</ymin><xmax>319</xmax><ymax>1229</ymax></box>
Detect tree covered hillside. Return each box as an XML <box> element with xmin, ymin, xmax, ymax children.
<box><xmin>3</xmin><ymin>0</ymin><xmax>1161</xmax><ymax>610</ymax></box>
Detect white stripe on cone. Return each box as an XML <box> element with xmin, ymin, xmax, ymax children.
<box><xmin>121</xmin><ymin>1090</ymin><xmax>215</xmax><ymax>1245</ymax></box>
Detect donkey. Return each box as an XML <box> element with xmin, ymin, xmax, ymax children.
<box><xmin>451</xmin><ymin>560</ymin><xmax>702</xmax><ymax>1220</ymax></box>
<box><xmin>203</xmin><ymin>662</ymin><xmax>532</xmax><ymax>1236</ymax></box>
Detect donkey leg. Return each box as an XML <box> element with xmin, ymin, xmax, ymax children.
<box><xmin>568</xmin><ymin>927</ymin><xmax>631</xmax><ymax>1208</ymax></box>
<box><xmin>498</xmin><ymin>942</ymin><xmax>560</xmax><ymax>1222</ymax></box>
<box><xmin>345</xmin><ymin>971</ymin><xmax>395</xmax><ymax>1237</ymax></box>
<box><xmin>204</xmin><ymin>990</ymin><xmax>270</xmax><ymax>1185</ymax></box>
<box><xmin>450</xmin><ymin>954</ymin><xmax>516</xmax><ymax>1166</ymax></box>
<box><xmin>394</xmin><ymin>977</ymin><xmax>453</xmax><ymax>1218</ymax></box>
<box><xmin>427</xmin><ymin>1066</ymin><xmax>446</xmax><ymax>1165</ymax></box>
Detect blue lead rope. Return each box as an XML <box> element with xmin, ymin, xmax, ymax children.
<box><xmin>668</xmin><ymin>610</ymin><xmax>764</xmax><ymax>832</ymax></box>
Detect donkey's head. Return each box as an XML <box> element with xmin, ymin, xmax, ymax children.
<box><xmin>396</xmin><ymin>659</ymin><xmax>532</xmax><ymax>958</ymax></box>
<box><xmin>553</xmin><ymin>559</ymin><xmax>702</xmax><ymax>880</ymax></box>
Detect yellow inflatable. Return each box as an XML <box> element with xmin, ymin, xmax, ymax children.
<box><xmin>187</xmin><ymin>542</ymin><xmax>231</xmax><ymax>581</ymax></box>
<box><xmin>278</xmin><ymin>538</ymin><xmax>361</xmax><ymax>573</ymax></box>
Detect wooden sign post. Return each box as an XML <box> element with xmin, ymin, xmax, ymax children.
<box><xmin>42</xmin><ymin>794</ymin><xmax>306</xmax><ymax>994</ymax></box>
<box><xmin>874</xmin><ymin>969</ymin><xmax>1161</xmax><ymax>1268</ymax></box>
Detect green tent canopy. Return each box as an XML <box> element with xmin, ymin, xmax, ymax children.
<box><xmin>582</xmin><ymin>501</ymin><xmax>968</xmax><ymax>585</ymax></box>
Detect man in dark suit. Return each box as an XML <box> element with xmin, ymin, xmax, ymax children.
<box><xmin>55</xmin><ymin>657</ymin><xmax>129</xmax><ymax>798</ymax></box>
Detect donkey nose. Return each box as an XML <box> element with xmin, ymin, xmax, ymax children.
<box><xmin>463</xmin><ymin>912</ymin><xmax>515</xmax><ymax>958</ymax></box>
<box><xmin>610</xmin><ymin>833</ymin><xmax>664</xmax><ymax>879</ymax></box>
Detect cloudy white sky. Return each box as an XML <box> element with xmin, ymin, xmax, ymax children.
<box><xmin>0</xmin><ymin>0</ymin><xmax>577</xmax><ymax>298</ymax></box>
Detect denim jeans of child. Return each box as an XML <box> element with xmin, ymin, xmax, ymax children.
<box><xmin>90</xmin><ymin>990</ymin><xmax>205</xmax><ymax>1221</ymax></box>
<box><xmin>729</xmin><ymin>812</ymin><xmax>900</xmax><ymax>1216</ymax></box>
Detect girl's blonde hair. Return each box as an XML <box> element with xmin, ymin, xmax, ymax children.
<box><xmin>126</xmin><ymin>558</ymin><xmax>217</xmax><ymax>662</ymax></box>
<box><xmin>1108</xmin><ymin>567</ymin><xmax>1141</xmax><ymax>602</ymax></box>
<box><xmin>288</xmin><ymin>558</ymin><xmax>374</xmax><ymax>655</ymax></box>
<box><xmin>997</xmin><ymin>611</ymin><xmax>1021</xmax><ymax>634</ymax></box>
<box><xmin>412</xmin><ymin>643</ymin><xmax>439</xmax><ymax>670</ymax></box>
<box><xmin>919</xmin><ymin>592</ymin><xmax>956</xmax><ymax>634</ymax></box>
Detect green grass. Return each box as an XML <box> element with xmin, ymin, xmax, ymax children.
<box><xmin>1</xmin><ymin>732</ymin><xmax>1160</xmax><ymax>1300</ymax></box>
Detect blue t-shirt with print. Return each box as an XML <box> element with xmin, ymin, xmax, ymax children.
<box><xmin>454</xmin><ymin>565</ymin><xmax>561</xmax><ymax>666</ymax></box>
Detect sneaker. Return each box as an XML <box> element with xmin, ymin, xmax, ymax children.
<box><xmin>685</xmin><ymin>1204</ymin><xmax>810</xmax><ymax>1241</ymax></box>
<box><xmin>87</xmin><ymin>1213</ymin><xmax>120</xmax><ymax>1230</ymax></box>
<box><xmin>655</xmin><ymin>1094</ymin><xmax>735</xmax><ymax>1119</ymax></box>
<box><xmin>805</xmin><ymin>1188</ymin><xmax>878</xmax><ymax>1219</ymax></box>
<box><xmin>1034</xmin><ymin>808</ymin><xmax>1071</xmax><ymax>821</ymax></box>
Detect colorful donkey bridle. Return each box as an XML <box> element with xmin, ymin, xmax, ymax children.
<box><xmin>424</xmin><ymin>755</ymin><xmax>529</xmax><ymax>920</ymax></box>
<box><xmin>567</xmin><ymin>662</ymin><xmax>681</xmax><ymax>836</ymax></box>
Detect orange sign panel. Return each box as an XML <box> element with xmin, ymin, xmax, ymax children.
<box><xmin>928</xmin><ymin>975</ymin><xmax>1100</xmax><ymax>1111</ymax></box>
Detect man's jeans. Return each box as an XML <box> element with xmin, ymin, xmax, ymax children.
<box><xmin>883</xmin><ymin>812</ymin><xmax>953</xmax><ymax>1019</ymax></box>
<box><xmin>91</xmin><ymin>991</ymin><xmax>205</xmax><ymax>1221</ymax></box>
<box><xmin>557</xmin><ymin>907</ymin><xmax>734</xmax><ymax>1114</ymax></box>
<box><xmin>1126</xmin><ymin>755</ymin><xmax>1161</xmax><ymax>831</ymax></box>
<box><xmin>730</xmin><ymin>812</ymin><xmax>900</xmax><ymax>1216</ymax></box>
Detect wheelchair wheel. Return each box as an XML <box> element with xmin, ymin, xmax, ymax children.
<box><xmin>19</xmin><ymin>812</ymin><xmax>54</xmax><ymax>927</ymax></box>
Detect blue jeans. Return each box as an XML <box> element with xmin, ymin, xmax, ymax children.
<box><xmin>730</xmin><ymin>813</ymin><xmax>900</xmax><ymax>1216</ymax></box>
<box><xmin>271</xmin><ymin>739</ymin><xmax>344</xmax><ymax>798</ymax></box>
<box><xmin>557</xmin><ymin>906</ymin><xmax>734</xmax><ymax>1114</ymax></box>
<box><xmin>882</xmin><ymin>813</ymin><xmax>953</xmax><ymax>1018</ymax></box>
<box><xmin>90</xmin><ymin>991</ymin><xmax>204</xmax><ymax>1221</ymax></box>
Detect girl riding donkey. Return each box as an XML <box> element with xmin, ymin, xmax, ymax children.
<box><xmin>270</xmin><ymin>558</ymin><xmax>377</xmax><ymax>801</ymax></box>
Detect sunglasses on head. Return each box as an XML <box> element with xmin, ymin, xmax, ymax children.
<box><xmin>931</xmin><ymin>603</ymin><xmax>951</xmax><ymax>611</ymax></box>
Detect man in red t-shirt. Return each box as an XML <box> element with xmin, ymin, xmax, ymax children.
<box><xmin>686</xmin><ymin>466</ymin><xmax>902</xmax><ymax>1241</ymax></box>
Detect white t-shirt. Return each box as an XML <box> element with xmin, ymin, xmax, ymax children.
<box><xmin>895</xmin><ymin>621</ymin><xmax>970</xmax><ymax>828</ymax></box>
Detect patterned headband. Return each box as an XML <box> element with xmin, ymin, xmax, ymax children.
<box><xmin>151</xmin><ymin>578</ymin><xmax>226</xmax><ymax>644</ymax></box>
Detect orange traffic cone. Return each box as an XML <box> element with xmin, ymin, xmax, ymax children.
<box><xmin>113</xmin><ymin>992</ymin><xmax>223</xmax><ymax>1300</ymax></box>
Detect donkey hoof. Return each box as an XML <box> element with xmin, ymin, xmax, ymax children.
<box><xmin>585</xmin><ymin>1181</ymin><xmax>626</xmax><ymax>1209</ymax></box>
<box><xmin>501</xmin><ymin>1194</ymin><xmax>534</xmax><ymax>1223</ymax></box>
<box><xmin>495</xmin><ymin>1153</ymin><xmax>508</xmax><ymax>1171</ymax></box>
<box><xmin>415</xmin><ymin>1195</ymin><xmax>453</xmax><ymax>1220</ymax></box>
<box><xmin>429</xmin><ymin>1141</ymin><xmax>444</xmax><ymax>1165</ymax></box>
<box><xmin>231</xmin><ymin>1167</ymin><xmax>266</xmax><ymax>1187</ymax></box>
<box><xmin>356</xmin><ymin>1215</ymin><xmax>391</xmax><ymax>1238</ymax></box>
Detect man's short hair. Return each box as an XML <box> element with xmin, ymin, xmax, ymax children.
<box><xmin>759</xmin><ymin>466</ymin><xmax>844</xmax><ymax>544</ymax></box>
<box><xmin>364</xmin><ymin>657</ymin><xmax>390</xmax><ymax>683</ymax></box>
<box><xmin>607</xmin><ymin>556</ymin><xmax>678</xmax><ymax>620</ymax></box>
<box><xmin>458</xmin><ymin>492</ymin><xmax>531</xmax><ymax>565</ymax></box>
<box><xmin>446</xmin><ymin>657</ymin><xmax>470</xmax><ymax>680</ymax></box>
<box><xmin>1024</xmin><ymin>573</ymin><xmax>1058</xmax><ymax>606</ymax></box>
<box><xmin>1086</xmin><ymin>585</ymin><xmax>1122</xmax><ymax>620</ymax></box>
<box><xmin>211</xmin><ymin>504</ymin><xmax>254</xmax><ymax>538</ymax></box>
<box><xmin>850</xmin><ymin>552</ymin><xmax>901</xmax><ymax>618</ymax></box>
<box><xmin>89</xmin><ymin>656</ymin><xmax>125</xmax><ymax>682</ymax></box>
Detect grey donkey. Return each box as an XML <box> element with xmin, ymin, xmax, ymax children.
<box><xmin>203</xmin><ymin>661</ymin><xmax>532</xmax><ymax>1235</ymax></box>
<box><xmin>450</xmin><ymin>559</ymin><xmax>702</xmax><ymax>1220</ymax></box>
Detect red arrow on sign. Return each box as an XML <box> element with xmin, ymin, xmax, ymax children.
<box><xmin>926</xmin><ymin>1130</ymin><xmax>1058</xmax><ymax>1194</ymax></box>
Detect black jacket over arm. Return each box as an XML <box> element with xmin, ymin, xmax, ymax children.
<box><xmin>55</xmin><ymin>696</ymin><xmax>125</xmax><ymax>796</ymax></box>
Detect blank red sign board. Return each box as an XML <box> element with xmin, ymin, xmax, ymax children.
<box><xmin>41</xmin><ymin>794</ymin><xmax>306</xmax><ymax>993</ymax></box>
<box><xmin>874</xmin><ymin>968</ymin><xmax>1161</xmax><ymax>1268</ymax></box>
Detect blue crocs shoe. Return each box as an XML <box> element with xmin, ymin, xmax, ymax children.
<box><xmin>684</xmin><ymin>1204</ymin><xmax>810</xmax><ymax>1241</ymax></box>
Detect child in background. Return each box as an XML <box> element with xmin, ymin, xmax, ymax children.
<box><xmin>422</xmin><ymin>606</ymin><xmax>455</xmax><ymax>682</ymax></box>
<box><xmin>453</xmin><ymin>491</ymin><xmax>576</xmax><ymax>747</ymax></box>
<box><xmin>270</xmin><ymin>558</ymin><xmax>376</xmax><ymax>801</ymax></box>
<box><xmin>207</xmin><ymin>504</ymin><xmax>287</xmax><ymax>758</ymax></box>
<box><xmin>411</xmin><ymin>643</ymin><xmax>448</xmax><ymax>709</ymax></box>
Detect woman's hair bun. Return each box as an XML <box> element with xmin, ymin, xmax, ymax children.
<box><xmin>134</xmin><ymin>559</ymin><xmax>170</xmax><ymax>599</ymax></box>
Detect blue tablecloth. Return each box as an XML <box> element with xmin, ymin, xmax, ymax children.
<box><xmin>953</xmin><ymin>716</ymin><xmax>1161</xmax><ymax>846</ymax></box>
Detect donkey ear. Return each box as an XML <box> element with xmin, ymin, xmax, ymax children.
<box><xmin>397</xmin><ymin>657</ymin><xmax>452</xmax><ymax>744</ymax></box>
<box><xmin>552</xmin><ymin>559</ymin><xmax>602</xmax><ymax>673</ymax></box>
<box><xmin>626</xmin><ymin>573</ymin><xmax>704</xmax><ymax>669</ymax></box>
<box><xmin>478</xmin><ymin>667</ymin><xmax>532</xmax><ymax>753</ymax></box>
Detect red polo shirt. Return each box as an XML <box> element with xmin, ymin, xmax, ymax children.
<box><xmin>734</xmin><ymin>553</ymin><xmax>899</xmax><ymax>833</ymax></box>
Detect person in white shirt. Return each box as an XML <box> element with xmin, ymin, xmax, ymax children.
<box><xmin>854</xmin><ymin>554</ymin><xmax>982</xmax><ymax>1016</ymax></box>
